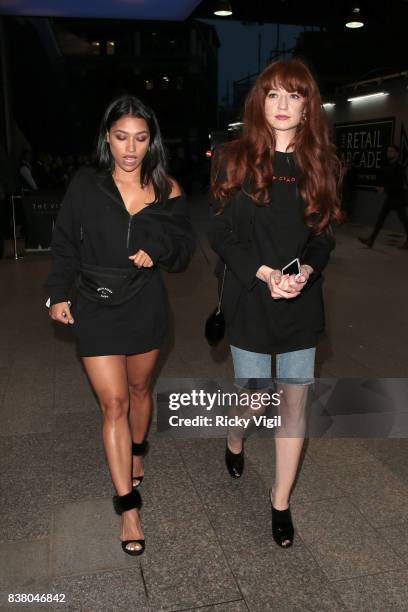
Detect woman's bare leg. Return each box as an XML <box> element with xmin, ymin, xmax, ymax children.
<box><xmin>227</xmin><ymin>386</ymin><xmax>268</xmax><ymax>453</ymax></box>
<box><xmin>272</xmin><ymin>383</ymin><xmax>309</xmax><ymax>528</ymax></box>
<box><xmin>82</xmin><ymin>355</ymin><xmax>143</xmax><ymax>552</ymax></box>
<box><xmin>127</xmin><ymin>349</ymin><xmax>160</xmax><ymax>481</ymax></box>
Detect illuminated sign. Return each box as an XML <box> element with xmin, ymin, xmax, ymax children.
<box><xmin>335</xmin><ymin>118</ymin><xmax>395</xmax><ymax>188</ymax></box>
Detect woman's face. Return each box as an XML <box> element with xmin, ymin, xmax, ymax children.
<box><xmin>107</xmin><ymin>115</ymin><xmax>150</xmax><ymax>173</ymax></box>
<box><xmin>264</xmin><ymin>85</ymin><xmax>306</xmax><ymax>133</ymax></box>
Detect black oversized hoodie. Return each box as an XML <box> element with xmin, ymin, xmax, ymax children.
<box><xmin>208</xmin><ymin>151</ymin><xmax>336</xmax><ymax>353</ymax></box>
<box><xmin>45</xmin><ymin>166</ymin><xmax>195</xmax><ymax>305</ymax></box>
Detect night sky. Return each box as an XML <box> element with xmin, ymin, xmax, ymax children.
<box><xmin>199</xmin><ymin>19</ymin><xmax>304</xmax><ymax>104</ymax></box>
<box><xmin>0</xmin><ymin>0</ymin><xmax>201</xmax><ymax>20</ymax></box>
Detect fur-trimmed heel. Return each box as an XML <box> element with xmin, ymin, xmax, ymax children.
<box><xmin>113</xmin><ymin>488</ymin><xmax>145</xmax><ymax>556</ymax></box>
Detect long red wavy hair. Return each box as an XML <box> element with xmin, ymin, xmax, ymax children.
<box><xmin>211</xmin><ymin>58</ymin><xmax>343</xmax><ymax>233</ymax></box>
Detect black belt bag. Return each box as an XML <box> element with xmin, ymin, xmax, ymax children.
<box><xmin>76</xmin><ymin>263</ymin><xmax>153</xmax><ymax>305</ymax></box>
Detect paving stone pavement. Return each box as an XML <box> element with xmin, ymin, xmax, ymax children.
<box><xmin>0</xmin><ymin>195</ymin><xmax>407</xmax><ymax>611</ymax></box>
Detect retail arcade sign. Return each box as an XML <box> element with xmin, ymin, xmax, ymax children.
<box><xmin>335</xmin><ymin>118</ymin><xmax>395</xmax><ymax>188</ymax></box>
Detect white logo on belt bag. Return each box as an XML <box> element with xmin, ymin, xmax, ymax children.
<box><xmin>97</xmin><ymin>287</ymin><xmax>113</xmax><ymax>299</ymax></box>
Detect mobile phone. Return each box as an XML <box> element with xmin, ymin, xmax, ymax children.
<box><xmin>281</xmin><ymin>257</ymin><xmax>301</xmax><ymax>277</ymax></box>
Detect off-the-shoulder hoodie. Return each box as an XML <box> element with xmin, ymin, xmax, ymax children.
<box><xmin>45</xmin><ymin>166</ymin><xmax>195</xmax><ymax>305</ymax></box>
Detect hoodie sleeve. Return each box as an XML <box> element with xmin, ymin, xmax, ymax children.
<box><xmin>138</xmin><ymin>194</ymin><xmax>195</xmax><ymax>273</ymax></box>
<box><xmin>44</xmin><ymin>171</ymin><xmax>82</xmax><ymax>305</ymax></box>
<box><xmin>300</xmin><ymin>221</ymin><xmax>336</xmax><ymax>288</ymax></box>
<box><xmin>208</xmin><ymin>200</ymin><xmax>261</xmax><ymax>290</ymax></box>
<box><xmin>207</xmin><ymin>151</ymin><xmax>261</xmax><ymax>290</ymax></box>
<box><xmin>302</xmin><ymin>222</ymin><xmax>336</xmax><ymax>273</ymax></box>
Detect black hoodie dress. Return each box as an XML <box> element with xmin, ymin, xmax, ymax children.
<box><xmin>45</xmin><ymin>166</ymin><xmax>195</xmax><ymax>357</ymax></box>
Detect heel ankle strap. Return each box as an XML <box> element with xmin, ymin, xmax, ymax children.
<box><xmin>132</xmin><ymin>440</ymin><xmax>148</xmax><ymax>456</ymax></box>
<box><xmin>113</xmin><ymin>488</ymin><xmax>141</xmax><ymax>515</ymax></box>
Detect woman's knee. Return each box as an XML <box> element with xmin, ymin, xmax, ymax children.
<box><xmin>100</xmin><ymin>395</ymin><xmax>129</xmax><ymax>422</ymax></box>
<box><xmin>128</xmin><ymin>379</ymin><xmax>152</xmax><ymax>401</ymax></box>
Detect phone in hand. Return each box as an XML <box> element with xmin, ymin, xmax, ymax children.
<box><xmin>281</xmin><ymin>257</ymin><xmax>301</xmax><ymax>278</ymax></box>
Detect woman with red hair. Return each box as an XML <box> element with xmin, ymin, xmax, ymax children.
<box><xmin>209</xmin><ymin>58</ymin><xmax>342</xmax><ymax>548</ymax></box>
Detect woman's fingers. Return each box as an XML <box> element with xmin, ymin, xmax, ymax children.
<box><xmin>272</xmin><ymin>287</ymin><xmax>300</xmax><ymax>299</ymax></box>
<box><xmin>62</xmin><ymin>307</ymin><xmax>74</xmax><ymax>324</ymax></box>
<box><xmin>269</xmin><ymin>274</ymin><xmax>300</xmax><ymax>299</ymax></box>
<box><xmin>271</xmin><ymin>270</ymin><xmax>283</xmax><ymax>285</ymax></box>
<box><xmin>284</xmin><ymin>273</ymin><xmax>307</xmax><ymax>291</ymax></box>
<box><xmin>49</xmin><ymin>303</ymin><xmax>74</xmax><ymax>324</ymax></box>
<box><xmin>277</xmin><ymin>274</ymin><xmax>292</xmax><ymax>290</ymax></box>
<box><xmin>129</xmin><ymin>250</ymin><xmax>153</xmax><ymax>268</ymax></box>
<box><xmin>275</xmin><ymin>269</ymin><xmax>310</xmax><ymax>297</ymax></box>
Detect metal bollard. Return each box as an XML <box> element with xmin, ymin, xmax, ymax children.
<box><xmin>10</xmin><ymin>193</ymin><xmax>23</xmax><ymax>260</ymax></box>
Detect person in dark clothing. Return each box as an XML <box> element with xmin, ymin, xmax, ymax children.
<box><xmin>209</xmin><ymin>59</ymin><xmax>342</xmax><ymax>548</ymax></box>
<box><xmin>45</xmin><ymin>95</ymin><xmax>194</xmax><ymax>556</ymax></box>
<box><xmin>340</xmin><ymin>156</ymin><xmax>356</xmax><ymax>219</ymax></box>
<box><xmin>359</xmin><ymin>144</ymin><xmax>408</xmax><ymax>249</ymax></box>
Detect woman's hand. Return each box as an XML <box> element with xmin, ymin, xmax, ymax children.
<box><xmin>256</xmin><ymin>265</ymin><xmax>300</xmax><ymax>299</ymax></box>
<box><xmin>256</xmin><ymin>265</ymin><xmax>275</xmax><ymax>283</ymax></box>
<box><xmin>269</xmin><ymin>271</ymin><xmax>301</xmax><ymax>300</ymax></box>
<box><xmin>129</xmin><ymin>249</ymin><xmax>153</xmax><ymax>268</ymax></box>
<box><xmin>49</xmin><ymin>302</ymin><xmax>74</xmax><ymax>325</ymax></box>
<box><xmin>277</xmin><ymin>264</ymin><xmax>313</xmax><ymax>295</ymax></box>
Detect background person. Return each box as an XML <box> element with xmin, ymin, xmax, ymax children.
<box><xmin>359</xmin><ymin>144</ymin><xmax>408</xmax><ymax>249</ymax></box>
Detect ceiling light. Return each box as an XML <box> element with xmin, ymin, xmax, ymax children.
<box><xmin>345</xmin><ymin>6</ymin><xmax>364</xmax><ymax>28</ymax></box>
<box><xmin>323</xmin><ymin>102</ymin><xmax>335</xmax><ymax>109</ymax></box>
<box><xmin>347</xmin><ymin>92</ymin><xmax>389</xmax><ymax>102</ymax></box>
<box><xmin>214</xmin><ymin>1</ymin><xmax>233</xmax><ymax>17</ymax></box>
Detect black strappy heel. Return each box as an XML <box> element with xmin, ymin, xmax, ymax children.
<box><xmin>112</xmin><ymin>489</ymin><xmax>145</xmax><ymax>556</ymax></box>
<box><xmin>132</xmin><ymin>440</ymin><xmax>148</xmax><ymax>488</ymax></box>
<box><xmin>269</xmin><ymin>489</ymin><xmax>294</xmax><ymax>548</ymax></box>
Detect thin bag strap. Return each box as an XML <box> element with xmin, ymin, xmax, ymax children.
<box><xmin>216</xmin><ymin>264</ymin><xmax>227</xmax><ymax>314</ymax></box>
<box><xmin>213</xmin><ymin>154</ymin><xmax>227</xmax><ymax>315</ymax></box>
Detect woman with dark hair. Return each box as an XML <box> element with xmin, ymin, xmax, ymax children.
<box><xmin>209</xmin><ymin>59</ymin><xmax>342</xmax><ymax>548</ymax></box>
<box><xmin>45</xmin><ymin>95</ymin><xmax>194</xmax><ymax>555</ymax></box>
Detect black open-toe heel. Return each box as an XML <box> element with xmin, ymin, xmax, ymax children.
<box><xmin>113</xmin><ymin>488</ymin><xmax>145</xmax><ymax>556</ymax></box>
<box><xmin>225</xmin><ymin>441</ymin><xmax>244</xmax><ymax>479</ymax></box>
<box><xmin>270</xmin><ymin>489</ymin><xmax>294</xmax><ymax>548</ymax></box>
<box><xmin>132</xmin><ymin>440</ymin><xmax>148</xmax><ymax>488</ymax></box>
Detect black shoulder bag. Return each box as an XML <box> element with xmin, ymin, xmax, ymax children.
<box><xmin>205</xmin><ymin>263</ymin><xmax>227</xmax><ymax>346</ymax></box>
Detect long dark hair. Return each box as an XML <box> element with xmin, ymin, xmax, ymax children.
<box><xmin>211</xmin><ymin>59</ymin><xmax>343</xmax><ymax>233</ymax></box>
<box><xmin>94</xmin><ymin>94</ymin><xmax>172</xmax><ymax>203</ymax></box>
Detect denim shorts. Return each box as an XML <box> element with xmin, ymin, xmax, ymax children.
<box><xmin>230</xmin><ymin>345</ymin><xmax>316</xmax><ymax>388</ymax></box>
